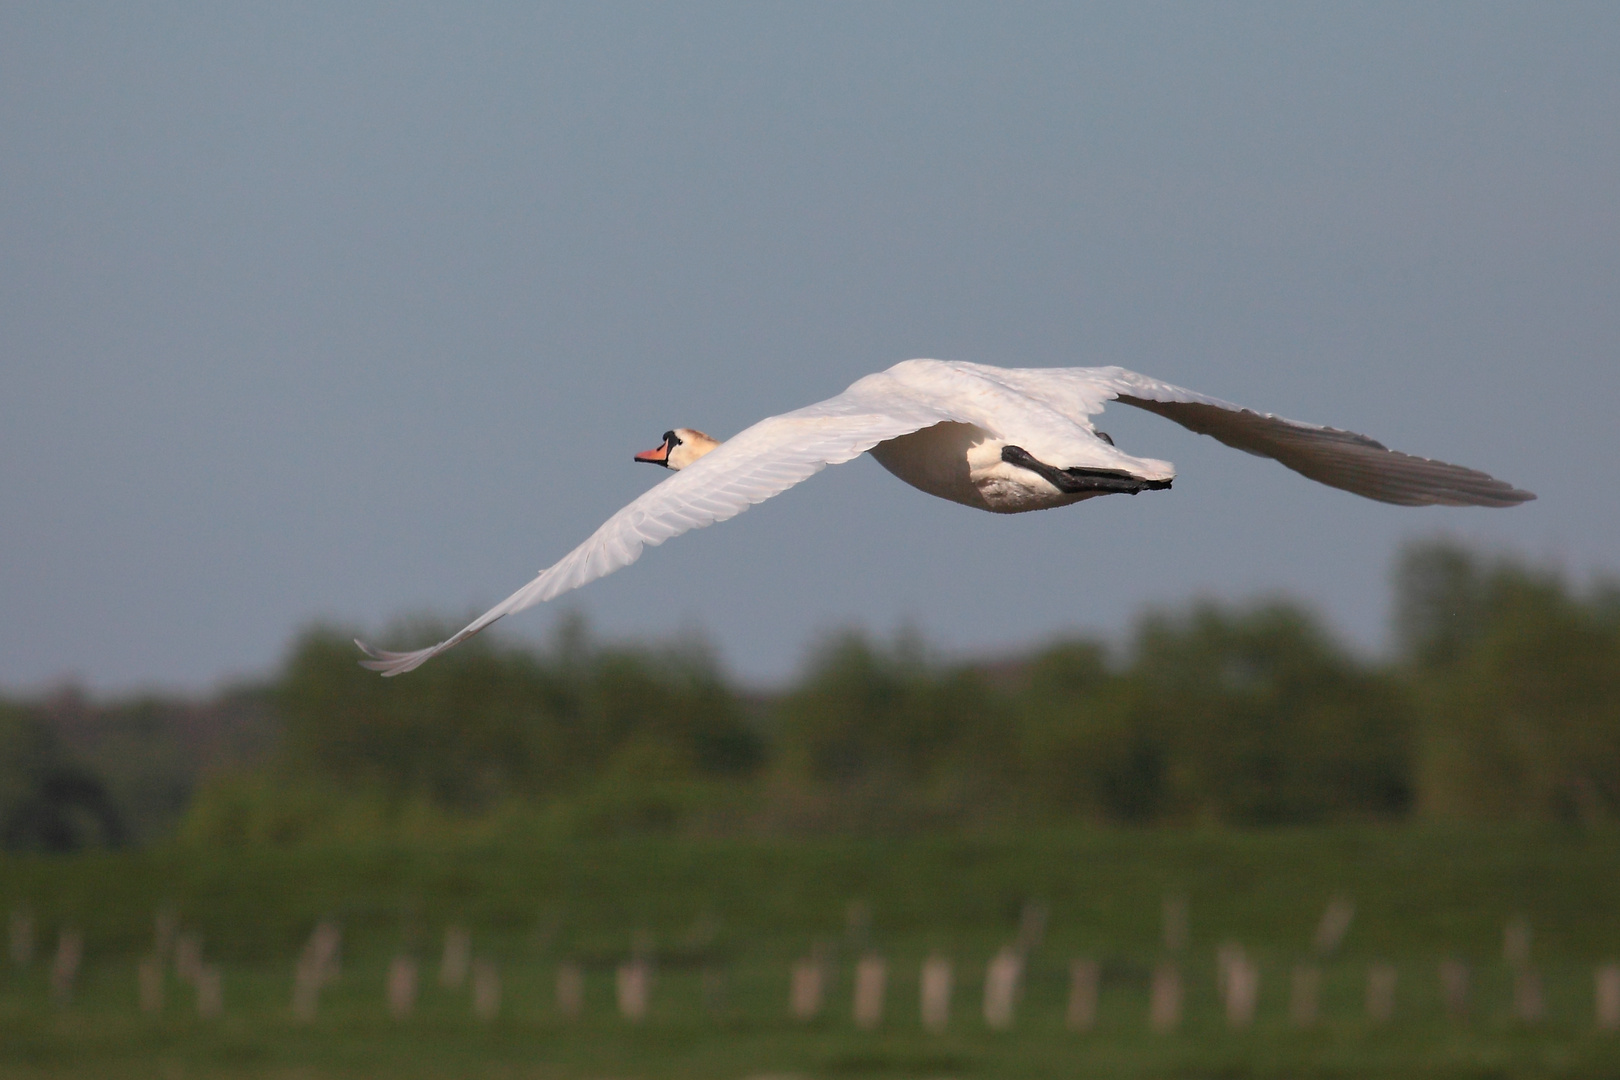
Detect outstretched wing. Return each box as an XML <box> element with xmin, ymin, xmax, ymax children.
<box><xmin>981</xmin><ymin>364</ymin><xmax>1535</xmax><ymax>508</ymax></box>
<box><xmin>356</xmin><ymin>388</ymin><xmax>959</xmax><ymax>675</ymax></box>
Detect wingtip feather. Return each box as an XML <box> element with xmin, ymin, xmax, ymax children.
<box><xmin>353</xmin><ymin>637</ymin><xmax>434</xmax><ymax>677</ymax></box>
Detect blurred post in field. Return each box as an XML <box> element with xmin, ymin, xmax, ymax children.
<box><xmin>387</xmin><ymin>955</ymin><xmax>418</xmax><ymax>1020</ymax></box>
<box><xmin>555</xmin><ymin>962</ymin><xmax>584</xmax><ymax>1019</ymax></box>
<box><xmin>1285</xmin><ymin>896</ymin><xmax>1351</xmax><ymax>1028</ymax></box>
<box><xmin>617</xmin><ymin>957</ymin><xmax>651</xmax><ymax>1022</ymax></box>
<box><xmin>790</xmin><ymin>954</ymin><xmax>825</xmax><ymax>1021</ymax></box>
<box><xmin>1596</xmin><ymin>964</ymin><xmax>1620</xmax><ymax>1032</ymax></box>
<box><xmin>472</xmin><ymin>959</ymin><xmax>500</xmax><ymax>1022</ymax></box>
<box><xmin>1150</xmin><ymin>962</ymin><xmax>1181</xmax><ymax>1032</ymax></box>
<box><xmin>853</xmin><ymin>954</ymin><xmax>885</xmax><ymax>1029</ymax></box>
<box><xmin>1314</xmin><ymin>898</ymin><xmax>1355</xmax><ymax>955</ymax></box>
<box><xmin>50</xmin><ymin>929</ymin><xmax>82</xmax><ymax>1006</ymax></box>
<box><xmin>1219</xmin><ymin>943</ymin><xmax>1258</xmax><ymax>1029</ymax></box>
<box><xmin>1067</xmin><ymin>958</ymin><xmax>1099</xmax><ymax>1032</ymax></box>
<box><xmin>440</xmin><ymin>925</ymin><xmax>470</xmax><ymax>990</ymax></box>
<box><xmin>919</xmin><ymin>953</ymin><xmax>951</xmax><ymax>1033</ymax></box>
<box><xmin>1367</xmin><ymin>963</ymin><xmax>1397</xmax><ymax>1023</ymax></box>
<box><xmin>983</xmin><ymin>946</ymin><xmax>1022</xmax><ymax>1030</ymax></box>
<box><xmin>293</xmin><ymin>920</ymin><xmax>341</xmax><ymax>1021</ymax></box>
<box><xmin>1513</xmin><ymin>966</ymin><xmax>1544</xmax><ymax>1023</ymax></box>
<box><xmin>1505</xmin><ymin>919</ymin><xmax>1541</xmax><ymax>1023</ymax></box>
<box><xmin>1152</xmin><ymin>895</ymin><xmax>1187</xmax><ymax>1032</ymax></box>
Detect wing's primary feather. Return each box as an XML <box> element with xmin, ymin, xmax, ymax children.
<box><xmin>979</xmin><ymin>364</ymin><xmax>1535</xmax><ymax>508</ymax></box>
<box><xmin>356</xmin><ymin>385</ymin><xmax>958</xmax><ymax>675</ymax></box>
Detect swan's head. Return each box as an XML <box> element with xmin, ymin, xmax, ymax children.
<box><xmin>634</xmin><ymin>427</ymin><xmax>720</xmax><ymax>470</ymax></box>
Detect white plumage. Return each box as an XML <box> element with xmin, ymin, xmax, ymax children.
<box><xmin>357</xmin><ymin>359</ymin><xmax>1532</xmax><ymax>675</ymax></box>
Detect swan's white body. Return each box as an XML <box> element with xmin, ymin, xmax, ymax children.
<box><xmin>358</xmin><ymin>359</ymin><xmax>1532</xmax><ymax>675</ymax></box>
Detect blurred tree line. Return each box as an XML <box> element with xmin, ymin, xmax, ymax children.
<box><xmin>4</xmin><ymin>541</ymin><xmax>1617</xmax><ymax>848</ymax></box>
<box><xmin>0</xmin><ymin>685</ymin><xmax>273</xmax><ymax>850</ymax></box>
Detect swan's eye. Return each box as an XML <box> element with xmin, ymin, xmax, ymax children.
<box><xmin>664</xmin><ymin>430</ymin><xmax>682</xmax><ymax>447</ymax></box>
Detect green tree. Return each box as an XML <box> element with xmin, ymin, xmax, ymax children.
<box><xmin>189</xmin><ymin>615</ymin><xmax>768</xmax><ymax>841</ymax></box>
<box><xmin>1399</xmin><ymin>542</ymin><xmax>1620</xmax><ymax>821</ymax></box>
<box><xmin>0</xmin><ymin>700</ymin><xmax>127</xmax><ymax>851</ymax></box>
<box><xmin>1011</xmin><ymin>640</ymin><xmax>1153</xmax><ymax>821</ymax></box>
<box><xmin>1117</xmin><ymin>601</ymin><xmax>1411</xmax><ymax>824</ymax></box>
<box><xmin>771</xmin><ymin>631</ymin><xmax>1016</xmax><ymax>827</ymax></box>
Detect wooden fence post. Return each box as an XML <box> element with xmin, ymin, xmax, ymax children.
<box><xmin>1366</xmin><ymin>962</ymin><xmax>1397</xmax><ymax>1024</ymax></box>
<box><xmin>1504</xmin><ymin>918</ymin><xmax>1542</xmax><ymax>1023</ymax></box>
<box><xmin>1512</xmin><ymin>966</ymin><xmax>1544</xmax><ymax>1023</ymax></box>
<box><xmin>49</xmin><ymin>929</ymin><xmax>82</xmax><ymax>1006</ymax></box>
<box><xmin>1218</xmin><ymin>944</ymin><xmax>1258</xmax><ymax>1029</ymax></box>
<box><xmin>1595</xmin><ymin>964</ymin><xmax>1620</xmax><ymax>1032</ymax></box>
<box><xmin>617</xmin><ymin>956</ymin><xmax>651</xmax><ymax>1022</ymax></box>
<box><xmin>1314</xmin><ymin>897</ymin><xmax>1355</xmax><ymax>956</ymax></box>
<box><xmin>790</xmin><ymin>955</ymin><xmax>825</xmax><ymax>1021</ymax></box>
<box><xmin>388</xmin><ymin>955</ymin><xmax>418</xmax><ymax>1020</ymax></box>
<box><xmin>983</xmin><ymin>946</ymin><xmax>1023</xmax><ymax>1030</ymax></box>
<box><xmin>1067</xmin><ymin>958</ymin><xmax>1099</xmax><ymax>1032</ymax></box>
<box><xmin>919</xmin><ymin>953</ymin><xmax>952</xmax><ymax>1033</ymax></box>
<box><xmin>853</xmin><ymin>954</ymin><xmax>886</xmax><ymax>1030</ymax></box>
<box><xmin>1150</xmin><ymin>962</ymin><xmax>1181</xmax><ymax>1033</ymax></box>
<box><xmin>472</xmin><ymin>958</ymin><xmax>500</xmax><ymax>1022</ymax></box>
<box><xmin>293</xmin><ymin>920</ymin><xmax>341</xmax><ymax>1021</ymax></box>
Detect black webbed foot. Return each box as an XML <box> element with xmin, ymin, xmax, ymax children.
<box><xmin>1001</xmin><ymin>445</ymin><xmax>1172</xmax><ymax>495</ymax></box>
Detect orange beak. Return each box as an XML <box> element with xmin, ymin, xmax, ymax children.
<box><xmin>634</xmin><ymin>439</ymin><xmax>671</xmax><ymax>466</ymax></box>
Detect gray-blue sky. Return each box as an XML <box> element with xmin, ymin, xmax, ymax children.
<box><xmin>2</xmin><ymin>4</ymin><xmax>1615</xmax><ymax>694</ymax></box>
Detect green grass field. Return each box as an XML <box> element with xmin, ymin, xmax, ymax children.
<box><xmin>3</xmin><ymin>827</ymin><xmax>1619</xmax><ymax>1078</ymax></box>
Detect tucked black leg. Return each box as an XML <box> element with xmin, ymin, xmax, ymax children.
<box><xmin>1001</xmin><ymin>445</ymin><xmax>1173</xmax><ymax>495</ymax></box>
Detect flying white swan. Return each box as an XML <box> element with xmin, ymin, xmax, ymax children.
<box><xmin>357</xmin><ymin>359</ymin><xmax>1533</xmax><ymax>675</ymax></box>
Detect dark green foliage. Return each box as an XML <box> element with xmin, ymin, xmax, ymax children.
<box><xmin>1396</xmin><ymin>542</ymin><xmax>1492</xmax><ymax>670</ymax></box>
<box><xmin>1013</xmin><ymin>641</ymin><xmax>1146</xmax><ymax>818</ymax></box>
<box><xmin>6</xmin><ymin>543</ymin><xmax>1619</xmax><ymax>845</ymax></box>
<box><xmin>770</xmin><ymin>631</ymin><xmax>1018</xmax><ymax>828</ymax></box>
<box><xmin>1400</xmin><ymin>542</ymin><xmax>1620</xmax><ymax>822</ymax></box>
<box><xmin>0</xmin><ymin>702</ymin><xmax>126</xmax><ymax>851</ymax></box>
<box><xmin>1006</xmin><ymin>604</ymin><xmax>1412</xmax><ymax>826</ymax></box>
<box><xmin>0</xmin><ymin>687</ymin><xmax>273</xmax><ymax>850</ymax></box>
<box><xmin>759</xmin><ymin>543</ymin><xmax>1616</xmax><ymax>830</ymax></box>
<box><xmin>1129</xmin><ymin>602</ymin><xmax>1411</xmax><ymax>824</ymax></box>
<box><xmin>253</xmin><ymin>614</ymin><xmax>763</xmax><ymax>836</ymax></box>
